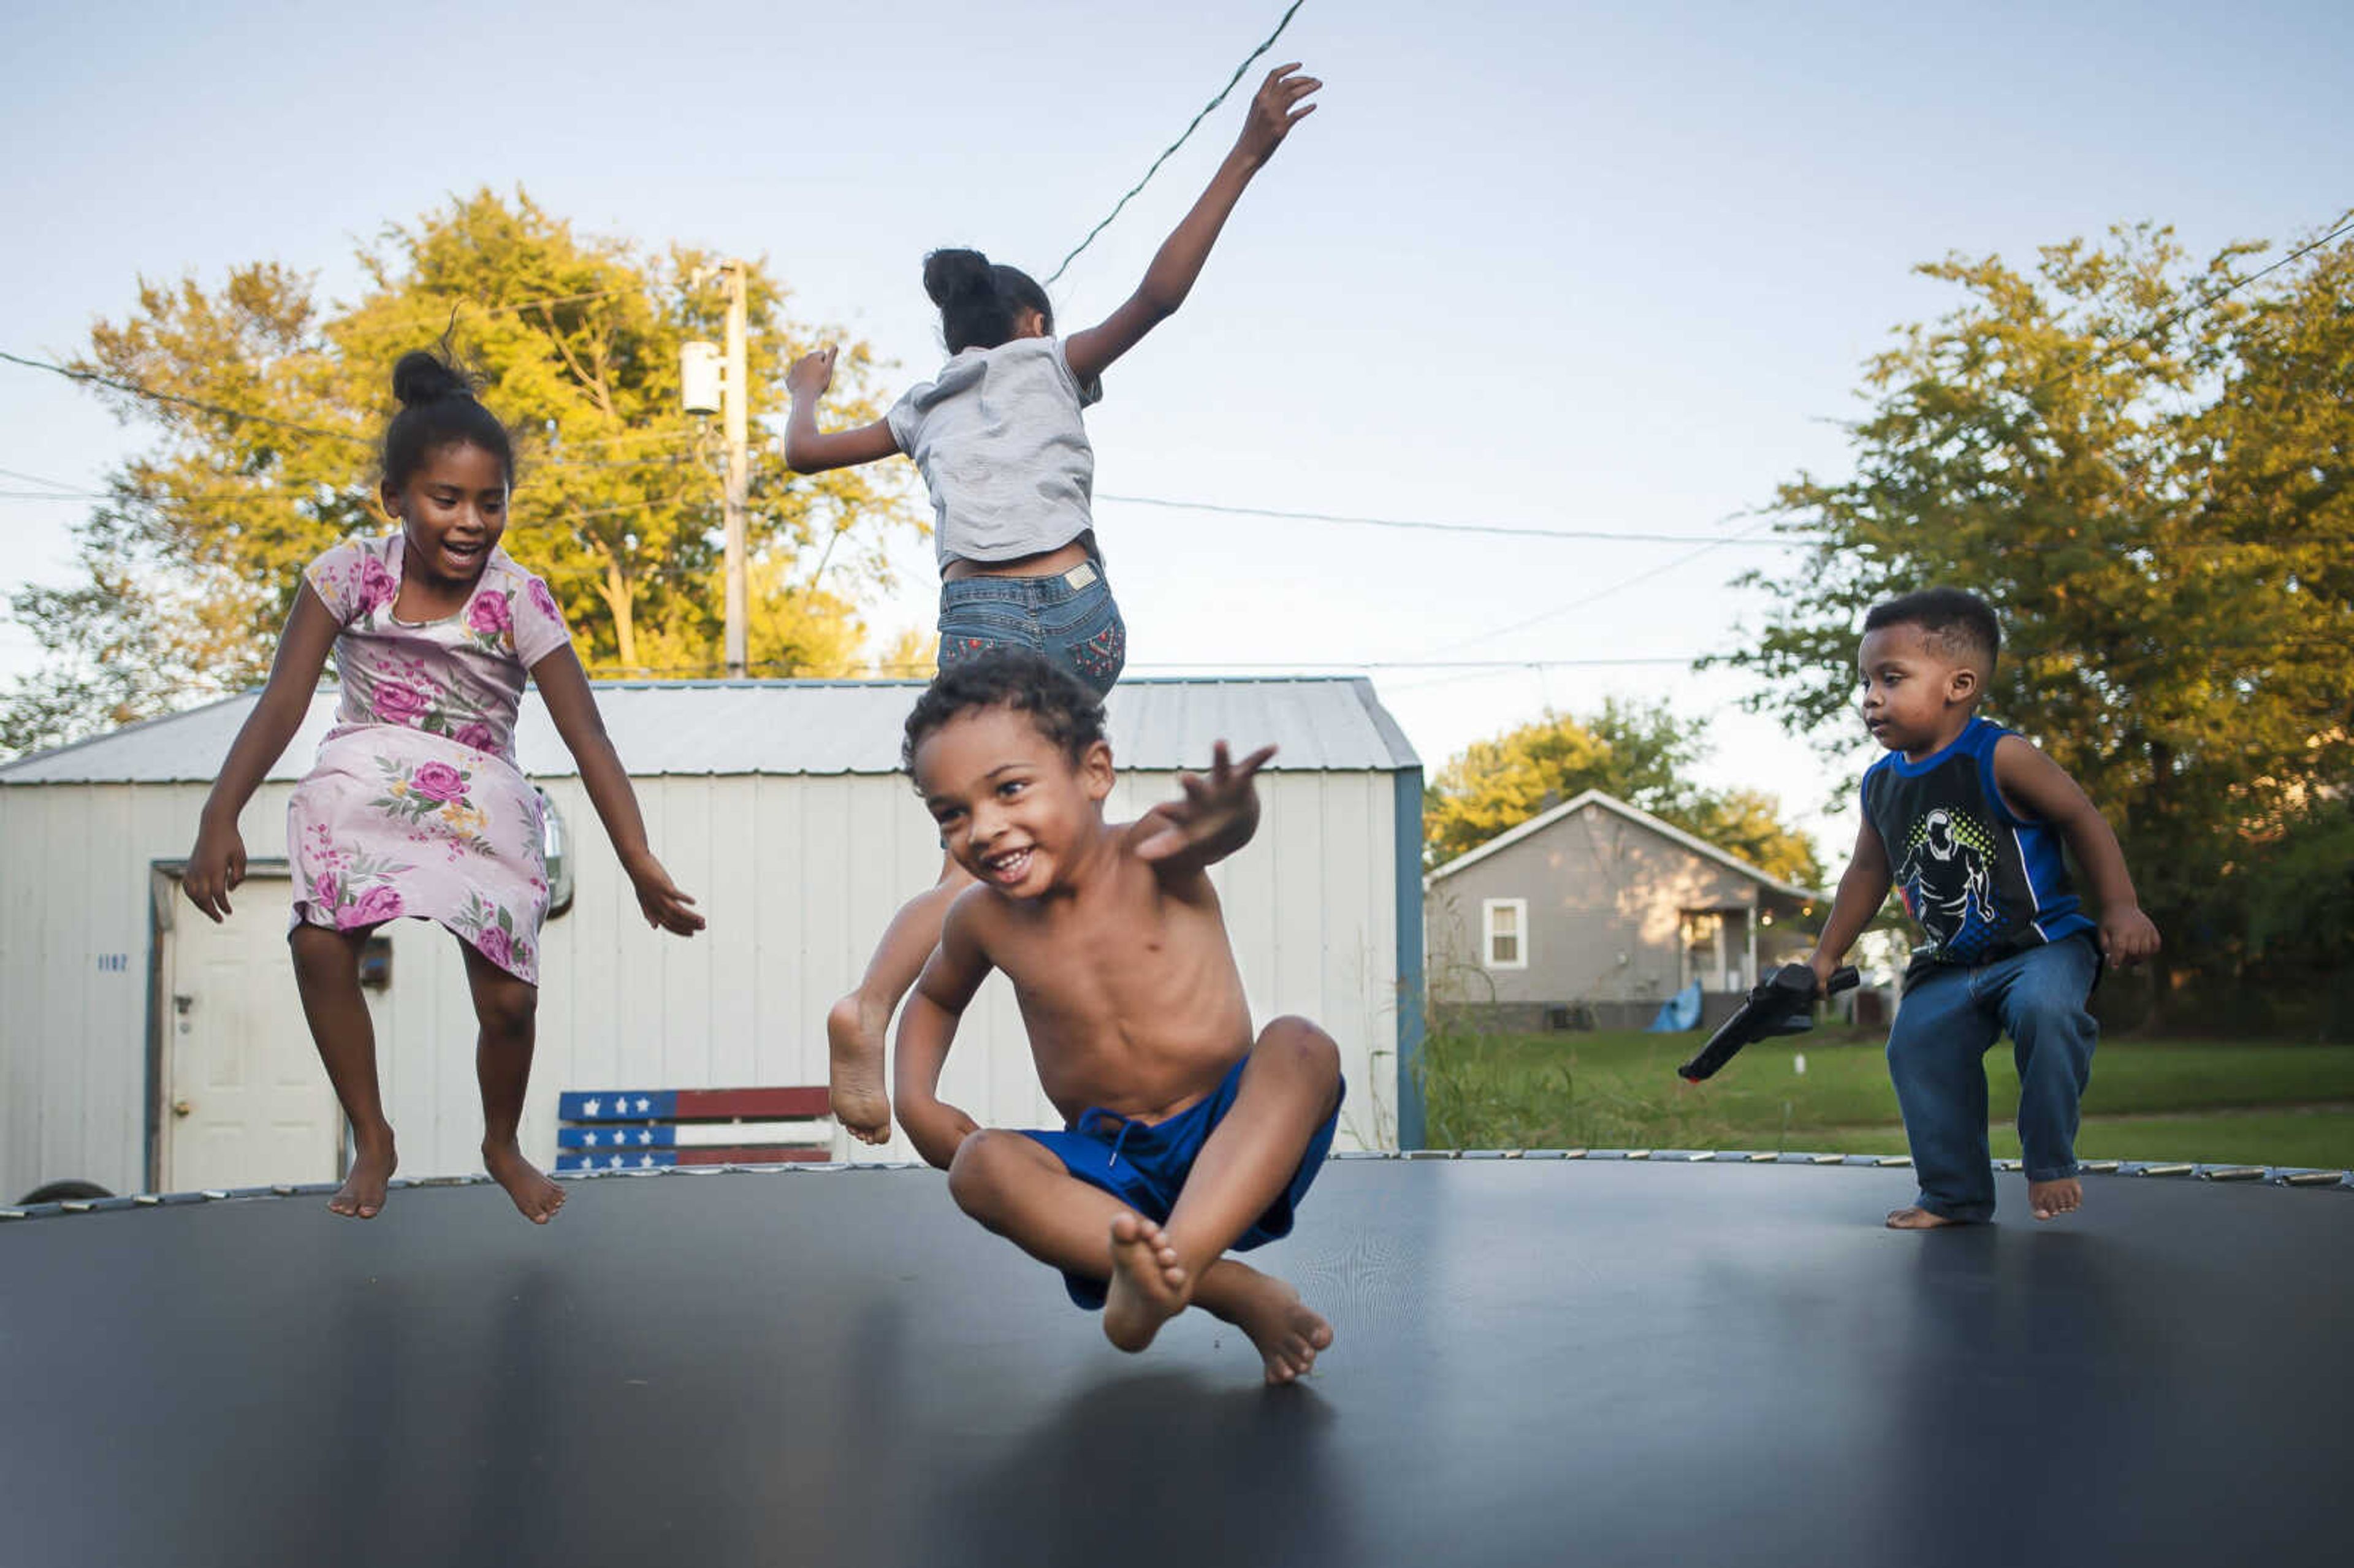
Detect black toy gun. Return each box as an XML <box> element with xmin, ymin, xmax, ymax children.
<box><xmin>1676</xmin><ymin>962</ymin><xmax>1860</xmax><ymax>1083</ymax></box>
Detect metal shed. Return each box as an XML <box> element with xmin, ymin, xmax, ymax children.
<box><xmin>0</xmin><ymin>678</ymin><xmax>1425</xmax><ymax>1200</ymax></box>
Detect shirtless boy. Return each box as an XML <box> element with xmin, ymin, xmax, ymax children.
<box><xmin>861</xmin><ymin>650</ymin><xmax>1344</xmax><ymax>1383</ymax></box>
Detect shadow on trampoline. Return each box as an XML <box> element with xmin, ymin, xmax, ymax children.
<box><xmin>3</xmin><ymin>1158</ymin><xmax>2348</xmax><ymax>1567</ymax></box>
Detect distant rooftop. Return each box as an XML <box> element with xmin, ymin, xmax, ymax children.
<box><xmin>0</xmin><ymin>677</ymin><xmax>1421</xmax><ymax>784</ymax></box>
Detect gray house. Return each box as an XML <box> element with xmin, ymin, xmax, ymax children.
<box><xmin>1423</xmin><ymin>790</ymin><xmax>1823</xmax><ymax>1030</ymax></box>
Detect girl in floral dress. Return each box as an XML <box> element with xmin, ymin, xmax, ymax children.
<box><xmin>184</xmin><ymin>349</ymin><xmax>704</xmax><ymax>1224</ymax></box>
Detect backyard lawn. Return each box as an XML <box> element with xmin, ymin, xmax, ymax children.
<box><xmin>1419</xmin><ymin>1027</ymin><xmax>2354</xmax><ymax>1170</ymax></box>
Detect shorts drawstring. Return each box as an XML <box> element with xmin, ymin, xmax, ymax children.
<box><xmin>1078</xmin><ymin>1107</ymin><xmax>1143</xmax><ymax>1172</ymax></box>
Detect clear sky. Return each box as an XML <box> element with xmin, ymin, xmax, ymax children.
<box><xmin>3</xmin><ymin>0</ymin><xmax>2347</xmax><ymax>858</ymax></box>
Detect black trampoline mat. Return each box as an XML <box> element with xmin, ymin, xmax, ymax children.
<box><xmin>6</xmin><ymin>1160</ymin><xmax>2350</xmax><ymax>1568</ymax></box>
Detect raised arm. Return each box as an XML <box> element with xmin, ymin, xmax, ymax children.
<box><xmin>1062</xmin><ymin>64</ymin><xmax>1321</xmax><ymax>387</ymax></box>
<box><xmin>1132</xmin><ymin>740</ymin><xmax>1276</xmax><ymax>880</ymax></box>
<box><xmin>1805</xmin><ymin>815</ymin><xmax>1894</xmax><ymax>991</ymax></box>
<box><xmin>184</xmin><ymin>583</ymin><xmax>341</xmax><ymax>921</ymax></box>
<box><xmin>894</xmin><ymin>894</ymin><xmax>993</xmax><ymax>1169</ymax></box>
<box><xmin>1992</xmin><ymin>735</ymin><xmax>2160</xmax><ymax>966</ymax></box>
<box><xmin>781</xmin><ymin>346</ymin><xmax>900</xmax><ymax>474</ymax></box>
<box><xmin>531</xmin><ymin>645</ymin><xmax>704</xmax><ymax>937</ymax></box>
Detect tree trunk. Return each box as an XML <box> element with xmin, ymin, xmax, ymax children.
<box><xmin>597</xmin><ymin>557</ymin><xmax>637</xmax><ymax>670</ymax></box>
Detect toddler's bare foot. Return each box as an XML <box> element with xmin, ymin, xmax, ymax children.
<box><xmin>1886</xmin><ymin>1206</ymin><xmax>1965</xmax><ymax>1230</ymax></box>
<box><xmin>826</xmin><ymin>992</ymin><xmax>893</xmax><ymax>1145</ymax></box>
<box><xmin>1103</xmin><ymin>1211</ymin><xmax>1189</xmax><ymax>1353</ymax></box>
<box><xmin>483</xmin><ymin>1139</ymin><xmax>566</xmax><ymax>1224</ymax></box>
<box><xmin>1217</xmin><ymin>1263</ymin><xmax>1335</xmax><ymax>1385</ymax></box>
<box><xmin>329</xmin><ymin>1138</ymin><xmax>397</xmax><ymax>1219</ymax></box>
<box><xmin>2028</xmin><ymin>1178</ymin><xmax>2082</xmax><ymax>1220</ymax></box>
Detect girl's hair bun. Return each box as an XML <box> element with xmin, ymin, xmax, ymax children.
<box><xmin>390</xmin><ymin>348</ymin><xmax>477</xmax><ymax>409</ymax></box>
<box><xmin>922</xmin><ymin>248</ymin><xmax>997</xmax><ymax>309</ymax></box>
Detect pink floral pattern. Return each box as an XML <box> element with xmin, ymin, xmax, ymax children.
<box><xmin>288</xmin><ymin>532</ymin><xmax>569</xmax><ymax>981</ymax></box>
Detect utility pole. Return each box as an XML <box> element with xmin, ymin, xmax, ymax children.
<box><xmin>722</xmin><ymin>261</ymin><xmax>750</xmax><ymax>680</ymax></box>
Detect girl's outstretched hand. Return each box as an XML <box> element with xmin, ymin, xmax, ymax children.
<box><xmin>183</xmin><ymin>820</ymin><xmax>247</xmax><ymax>923</ymax></box>
<box><xmin>785</xmin><ymin>346</ymin><xmax>837</xmax><ymax>403</ymax></box>
<box><xmin>1235</xmin><ymin>63</ymin><xmax>1320</xmax><ymax>167</ymax></box>
<box><xmin>625</xmin><ymin>851</ymin><xmax>706</xmax><ymax>937</ymax></box>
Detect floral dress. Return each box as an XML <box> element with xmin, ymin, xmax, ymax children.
<box><xmin>287</xmin><ymin>533</ymin><xmax>574</xmax><ymax>983</ymax></box>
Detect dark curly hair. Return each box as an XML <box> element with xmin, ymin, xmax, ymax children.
<box><xmin>902</xmin><ymin>650</ymin><xmax>1107</xmax><ymax>774</ymax></box>
<box><xmin>381</xmin><ymin>346</ymin><xmax>515</xmax><ymax>492</ymax></box>
<box><xmin>922</xmin><ymin>248</ymin><xmax>1054</xmax><ymax>355</ymax></box>
<box><xmin>1864</xmin><ymin>587</ymin><xmax>2001</xmax><ymax>673</ymax></box>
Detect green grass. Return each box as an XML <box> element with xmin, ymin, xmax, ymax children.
<box><xmin>1419</xmin><ymin>1027</ymin><xmax>2354</xmax><ymax>1169</ymax></box>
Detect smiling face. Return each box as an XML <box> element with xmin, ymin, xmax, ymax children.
<box><xmin>383</xmin><ymin>440</ymin><xmax>508</xmax><ymax>587</ymax></box>
<box><xmin>912</xmin><ymin>702</ymin><xmax>1114</xmax><ymax>899</ymax></box>
<box><xmin>1859</xmin><ymin>622</ymin><xmax>1979</xmax><ymax>758</ymax></box>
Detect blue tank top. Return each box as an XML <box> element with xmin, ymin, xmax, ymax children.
<box><xmin>1861</xmin><ymin>717</ymin><xmax>2094</xmax><ymax>980</ymax></box>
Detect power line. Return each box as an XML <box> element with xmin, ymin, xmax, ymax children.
<box><xmin>1096</xmin><ymin>492</ymin><xmax>1815</xmax><ymax>546</ymax></box>
<box><xmin>1043</xmin><ymin>1</ymin><xmax>1306</xmax><ymax>287</ymax></box>
<box><xmin>0</xmin><ymin>350</ymin><xmax>371</xmax><ymax>446</ymax></box>
<box><xmin>2019</xmin><ymin>207</ymin><xmax>2353</xmax><ymax>403</ymax></box>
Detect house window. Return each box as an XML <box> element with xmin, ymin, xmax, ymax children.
<box><xmin>1483</xmin><ymin>899</ymin><xmax>1528</xmax><ymax>970</ymax></box>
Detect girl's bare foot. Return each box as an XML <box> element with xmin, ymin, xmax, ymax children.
<box><xmin>1103</xmin><ymin>1211</ymin><xmax>1189</xmax><ymax>1353</ymax></box>
<box><xmin>1217</xmin><ymin>1263</ymin><xmax>1335</xmax><ymax>1385</ymax></box>
<box><xmin>1886</xmin><ymin>1206</ymin><xmax>1965</xmax><ymax>1230</ymax></box>
<box><xmin>330</xmin><ymin>1138</ymin><xmax>397</xmax><ymax>1219</ymax></box>
<box><xmin>483</xmin><ymin>1139</ymin><xmax>566</xmax><ymax>1224</ymax></box>
<box><xmin>826</xmin><ymin>993</ymin><xmax>893</xmax><ymax>1145</ymax></box>
<box><xmin>2028</xmin><ymin>1178</ymin><xmax>2083</xmax><ymax>1220</ymax></box>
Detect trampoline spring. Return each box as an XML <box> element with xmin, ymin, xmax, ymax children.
<box><xmin>1404</xmin><ymin>1149</ymin><xmax>1459</xmax><ymax>1160</ymax></box>
<box><xmin>201</xmin><ymin>1190</ymin><xmax>230</xmax><ymax>1201</ymax></box>
<box><xmin>2282</xmin><ymin>1170</ymin><xmax>2350</xmax><ymax>1187</ymax></box>
<box><xmin>1875</xmin><ymin>1157</ymin><xmax>1913</xmax><ymax>1168</ymax></box>
<box><xmin>134</xmin><ymin>1194</ymin><xmax>161</xmax><ymax>1206</ymax></box>
<box><xmin>2079</xmin><ymin>1160</ymin><xmax>2121</xmax><ymax>1174</ymax></box>
<box><xmin>2202</xmin><ymin>1166</ymin><xmax>2266</xmax><ymax>1182</ymax></box>
<box><xmin>1810</xmin><ymin>1154</ymin><xmax>1845</xmax><ymax>1165</ymax></box>
<box><xmin>1624</xmin><ymin>1150</ymin><xmax>1654</xmax><ymax>1160</ymax></box>
<box><xmin>271</xmin><ymin>1184</ymin><xmax>296</xmax><ymax>1197</ymax></box>
<box><xmin>2136</xmin><ymin>1163</ymin><xmax>2196</xmax><ymax>1178</ymax></box>
<box><xmin>0</xmin><ymin>1208</ymin><xmax>26</xmax><ymax>1222</ymax></box>
<box><xmin>1746</xmin><ymin>1152</ymin><xmax>1778</xmax><ymax>1163</ymax></box>
<box><xmin>1461</xmin><ymin>1150</ymin><xmax>1513</xmax><ymax>1160</ymax></box>
<box><xmin>1333</xmin><ymin>1150</ymin><xmax>1396</xmax><ymax>1160</ymax></box>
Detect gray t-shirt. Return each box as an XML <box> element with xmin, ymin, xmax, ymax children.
<box><xmin>886</xmin><ymin>336</ymin><xmax>1103</xmax><ymax>568</ymax></box>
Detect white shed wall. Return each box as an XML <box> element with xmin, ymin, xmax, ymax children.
<box><xmin>2</xmin><ymin>768</ymin><xmax>1400</xmax><ymax>1198</ymax></box>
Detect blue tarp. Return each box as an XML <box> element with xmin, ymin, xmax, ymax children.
<box><xmin>1646</xmin><ymin>980</ymin><xmax>1703</xmax><ymax>1032</ymax></box>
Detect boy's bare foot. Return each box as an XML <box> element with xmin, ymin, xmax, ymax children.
<box><xmin>483</xmin><ymin>1139</ymin><xmax>566</xmax><ymax>1224</ymax></box>
<box><xmin>1886</xmin><ymin>1206</ymin><xmax>1965</xmax><ymax>1230</ymax></box>
<box><xmin>826</xmin><ymin>993</ymin><xmax>893</xmax><ymax>1145</ymax></box>
<box><xmin>329</xmin><ymin>1139</ymin><xmax>397</xmax><ymax>1219</ymax></box>
<box><xmin>2028</xmin><ymin>1178</ymin><xmax>2083</xmax><ymax>1220</ymax></box>
<box><xmin>1103</xmin><ymin>1211</ymin><xmax>1189</xmax><ymax>1353</ymax></box>
<box><xmin>1218</xmin><ymin>1263</ymin><xmax>1335</xmax><ymax>1385</ymax></box>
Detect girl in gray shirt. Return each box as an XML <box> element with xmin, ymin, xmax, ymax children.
<box><xmin>785</xmin><ymin>63</ymin><xmax>1322</xmax><ymax>1149</ymax></box>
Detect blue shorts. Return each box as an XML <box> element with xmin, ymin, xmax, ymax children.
<box><xmin>1019</xmin><ymin>1054</ymin><xmax>1345</xmax><ymax>1309</ymax></box>
<box><xmin>937</xmin><ymin>555</ymin><xmax>1126</xmax><ymax>697</ymax></box>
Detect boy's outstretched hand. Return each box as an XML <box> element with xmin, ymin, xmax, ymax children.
<box><xmin>624</xmin><ymin>850</ymin><xmax>706</xmax><ymax>937</ymax></box>
<box><xmin>1234</xmin><ymin>64</ymin><xmax>1320</xmax><ymax>168</ymax></box>
<box><xmin>1136</xmin><ymin>741</ymin><xmax>1276</xmax><ymax>867</ymax></box>
<box><xmin>2099</xmin><ymin>905</ymin><xmax>2160</xmax><ymax>968</ymax></box>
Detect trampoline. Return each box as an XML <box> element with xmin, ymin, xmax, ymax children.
<box><xmin>6</xmin><ymin>1154</ymin><xmax>2350</xmax><ymax>1568</ymax></box>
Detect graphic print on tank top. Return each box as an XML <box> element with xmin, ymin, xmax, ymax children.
<box><xmin>1892</xmin><ymin>805</ymin><xmax>2002</xmax><ymax>961</ymax></box>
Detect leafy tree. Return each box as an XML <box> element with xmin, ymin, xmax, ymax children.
<box><xmin>1714</xmin><ymin>218</ymin><xmax>2353</xmax><ymax>1027</ymax></box>
<box><xmin>1423</xmin><ymin>699</ymin><xmax>1824</xmax><ymax>886</ymax></box>
<box><xmin>3</xmin><ymin>188</ymin><xmax>918</xmax><ymax>755</ymax></box>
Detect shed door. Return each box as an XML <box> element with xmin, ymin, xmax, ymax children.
<box><xmin>164</xmin><ymin>872</ymin><xmax>340</xmax><ymax>1191</ymax></box>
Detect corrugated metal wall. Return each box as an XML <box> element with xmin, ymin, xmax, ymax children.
<box><xmin>1</xmin><ymin>769</ymin><xmax>1400</xmax><ymax>1197</ymax></box>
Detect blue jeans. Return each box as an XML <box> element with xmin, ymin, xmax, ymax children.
<box><xmin>1887</xmin><ymin>933</ymin><xmax>2100</xmax><ymax>1221</ymax></box>
<box><xmin>936</xmin><ymin>557</ymin><xmax>1126</xmax><ymax>697</ymax></box>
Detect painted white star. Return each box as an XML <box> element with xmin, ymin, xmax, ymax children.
<box><xmin>637</xmin><ymin>1129</ymin><xmax>653</xmax><ymax>1145</ymax></box>
<box><xmin>634</xmin><ymin>1096</ymin><xmax>652</xmax><ymax>1114</ymax></box>
<box><xmin>584</xmin><ymin>1098</ymin><xmax>602</xmax><ymax>1117</ymax></box>
<box><xmin>583</xmin><ymin>1130</ymin><xmax>600</xmax><ymax>1147</ymax></box>
<box><xmin>638</xmin><ymin>1153</ymin><xmax>656</xmax><ymax>1168</ymax></box>
<box><xmin>607</xmin><ymin>1154</ymin><xmax>623</xmax><ymax>1169</ymax></box>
